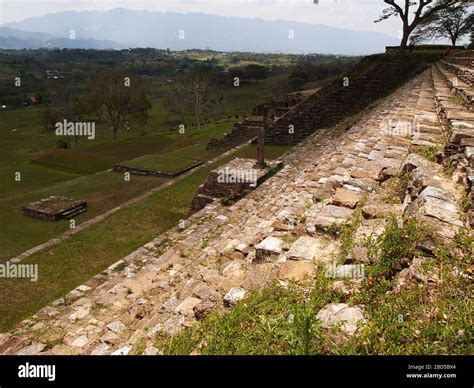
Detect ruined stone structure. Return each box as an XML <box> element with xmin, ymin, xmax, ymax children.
<box><xmin>189</xmin><ymin>158</ymin><xmax>282</xmax><ymax>215</ymax></box>
<box><xmin>22</xmin><ymin>196</ymin><xmax>87</xmax><ymax>221</ymax></box>
<box><xmin>205</xmin><ymin>119</ymin><xmax>263</xmax><ymax>152</ymax></box>
<box><xmin>264</xmin><ymin>57</ymin><xmax>442</xmax><ymax>145</ymax></box>
<box><xmin>252</xmin><ymin>98</ymin><xmax>301</xmax><ymax>119</ymax></box>
<box><xmin>1</xmin><ymin>53</ymin><xmax>472</xmax><ymax>355</ymax></box>
<box><xmin>113</xmin><ymin>161</ymin><xmax>203</xmax><ymax>177</ymax></box>
<box><xmin>433</xmin><ymin>51</ymin><xmax>474</xmax><ymax>227</ymax></box>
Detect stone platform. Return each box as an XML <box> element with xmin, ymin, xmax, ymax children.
<box><xmin>22</xmin><ymin>196</ymin><xmax>87</xmax><ymax>221</ymax></box>
<box><xmin>189</xmin><ymin>158</ymin><xmax>283</xmax><ymax>214</ymax></box>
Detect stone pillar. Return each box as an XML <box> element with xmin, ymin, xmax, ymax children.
<box><xmin>255</xmin><ymin>126</ymin><xmax>266</xmax><ymax>169</ymax></box>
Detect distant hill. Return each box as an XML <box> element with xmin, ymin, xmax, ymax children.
<box><xmin>2</xmin><ymin>9</ymin><xmax>399</xmax><ymax>54</ymax></box>
<box><xmin>0</xmin><ymin>27</ymin><xmax>125</xmax><ymax>49</ymax></box>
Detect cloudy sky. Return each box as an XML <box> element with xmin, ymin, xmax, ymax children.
<box><xmin>0</xmin><ymin>0</ymin><xmax>457</xmax><ymax>40</ymax></box>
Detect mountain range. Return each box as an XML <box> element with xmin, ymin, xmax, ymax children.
<box><xmin>1</xmin><ymin>8</ymin><xmax>399</xmax><ymax>54</ymax></box>
<box><xmin>0</xmin><ymin>27</ymin><xmax>125</xmax><ymax>49</ymax></box>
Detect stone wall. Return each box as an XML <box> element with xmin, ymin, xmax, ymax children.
<box><xmin>189</xmin><ymin>158</ymin><xmax>282</xmax><ymax>215</ymax></box>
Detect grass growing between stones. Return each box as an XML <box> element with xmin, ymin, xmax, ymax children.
<box><xmin>156</xmin><ymin>218</ymin><xmax>472</xmax><ymax>355</ymax></box>
<box><xmin>419</xmin><ymin>144</ymin><xmax>442</xmax><ymax>163</ymax></box>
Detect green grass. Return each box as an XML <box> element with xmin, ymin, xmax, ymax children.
<box><xmin>0</xmin><ymin>73</ymin><xmax>272</xmax><ymax>199</ymax></box>
<box><xmin>29</xmin><ymin>136</ymin><xmax>193</xmax><ymax>174</ymax></box>
<box><xmin>0</xmin><ymin>171</ymin><xmax>169</xmax><ymax>260</ymax></box>
<box><xmin>123</xmin><ymin>154</ymin><xmax>200</xmax><ymax>173</ymax></box>
<box><xmin>0</xmin><ymin>144</ymin><xmax>291</xmax><ymax>331</ymax></box>
<box><xmin>0</xmin><ymin>120</ymin><xmax>232</xmax><ymax>260</ymax></box>
<box><xmin>28</xmin><ymin>120</ymin><xmax>236</xmax><ymax>174</ymax></box>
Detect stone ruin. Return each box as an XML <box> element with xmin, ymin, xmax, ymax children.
<box><xmin>189</xmin><ymin>157</ymin><xmax>282</xmax><ymax>215</ymax></box>
<box><xmin>22</xmin><ymin>196</ymin><xmax>87</xmax><ymax>221</ymax></box>
<box><xmin>205</xmin><ymin>118</ymin><xmax>264</xmax><ymax>153</ymax></box>
<box><xmin>433</xmin><ymin>51</ymin><xmax>474</xmax><ymax>227</ymax></box>
<box><xmin>113</xmin><ymin>160</ymin><xmax>203</xmax><ymax>178</ymax></box>
<box><xmin>205</xmin><ymin>89</ymin><xmax>315</xmax><ymax>153</ymax></box>
<box><xmin>2</xmin><ymin>52</ymin><xmax>473</xmax><ymax>356</ymax></box>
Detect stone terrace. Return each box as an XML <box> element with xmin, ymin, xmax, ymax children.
<box><xmin>0</xmin><ymin>60</ymin><xmax>471</xmax><ymax>355</ymax></box>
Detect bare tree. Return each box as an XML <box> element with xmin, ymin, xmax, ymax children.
<box><xmin>375</xmin><ymin>0</ymin><xmax>459</xmax><ymax>50</ymax></box>
<box><xmin>412</xmin><ymin>3</ymin><xmax>473</xmax><ymax>46</ymax></box>
<box><xmin>187</xmin><ymin>70</ymin><xmax>219</xmax><ymax>130</ymax></box>
<box><xmin>165</xmin><ymin>77</ymin><xmax>192</xmax><ymax>126</ymax></box>
<box><xmin>40</xmin><ymin>80</ymin><xmax>81</xmax><ymax>148</ymax></box>
<box><xmin>87</xmin><ymin>68</ymin><xmax>150</xmax><ymax>141</ymax></box>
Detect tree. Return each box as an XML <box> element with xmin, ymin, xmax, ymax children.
<box><xmin>375</xmin><ymin>0</ymin><xmax>459</xmax><ymax>50</ymax></box>
<box><xmin>244</xmin><ymin>64</ymin><xmax>269</xmax><ymax>83</ymax></box>
<box><xmin>87</xmin><ymin>69</ymin><xmax>150</xmax><ymax>141</ymax></box>
<box><xmin>412</xmin><ymin>3</ymin><xmax>473</xmax><ymax>46</ymax></box>
<box><xmin>40</xmin><ymin>80</ymin><xmax>81</xmax><ymax>148</ymax></box>
<box><xmin>165</xmin><ymin>76</ymin><xmax>192</xmax><ymax>126</ymax></box>
<box><xmin>187</xmin><ymin>70</ymin><xmax>220</xmax><ymax>130</ymax></box>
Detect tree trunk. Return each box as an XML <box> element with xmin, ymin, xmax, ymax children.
<box><xmin>400</xmin><ymin>29</ymin><xmax>410</xmax><ymax>51</ymax></box>
<box><xmin>195</xmin><ymin>91</ymin><xmax>201</xmax><ymax>131</ymax></box>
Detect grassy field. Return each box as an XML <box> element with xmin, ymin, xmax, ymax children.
<box><xmin>0</xmin><ymin>121</ymin><xmax>236</xmax><ymax>260</ymax></box>
<box><xmin>0</xmin><ymin>72</ymin><xmax>282</xmax><ymax>198</ymax></box>
<box><xmin>0</xmin><ymin>72</ymin><xmax>271</xmax><ymax>259</ymax></box>
<box><xmin>123</xmin><ymin>154</ymin><xmax>200</xmax><ymax>173</ymax></box>
<box><xmin>0</xmin><ymin>171</ymin><xmax>169</xmax><ymax>260</ymax></box>
<box><xmin>0</xmin><ymin>144</ymin><xmax>291</xmax><ymax>331</ymax></box>
<box><xmin>0</xmin><ymin>66</ymin><xmax>292</xmax><ymax>330</ymax></box>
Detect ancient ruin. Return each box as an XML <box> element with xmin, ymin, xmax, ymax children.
<box><xmin>22</xmin><ymin>196</ymin><xmax>87</xmax><ymax>221</ymax></box>
<box><xmin>1</xmin><ymin>51</ymin><xmax>473</xmax><ymax>357</ymax></box>
<box><xmin>189</xmin><ymin>157</ymin><xmax>282</xmax><ymax>214</ymax></box>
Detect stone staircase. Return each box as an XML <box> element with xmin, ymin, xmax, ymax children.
<box><xmin>436</xmin><ymin>52</ymin><xmax>474</xmax><ymax>111</ymax></box>
<box><xmin>205</xmin><ymin>120</ymin><xmax>262</xmax><ymax>152</ymax></box>
<box><xmin>264</xmin><ymin>58</ymin><xmax>438</xmax><ymax>146</ymax></box>
<box><xmin>433</xmin><ymin>51</ymin><xmax>474</xmax><ymax>227</ymax></box>
<box><xmin>0</xmin><ymin>59</ymin><xmax>472</xmax><ymax>355</ymax></box>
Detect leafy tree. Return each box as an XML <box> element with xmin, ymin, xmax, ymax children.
<box><xmin>375</xmin><ymin>0</ymin><xmax>459</xmax><ymax>50</ymax></box>
<box><xmin>245</xmin><ymin>64</ymin><xmax>269</xmax><ymax>82</ymax></box>
<box><xmin>412</xmin><ymin>3</ymin><xmax>473</xmax><ymax>45</ymax></box>
<box><xmin>86</xmin><ymin>68</ymin><xmax>150</xmax><ymax>141</ymax></box>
